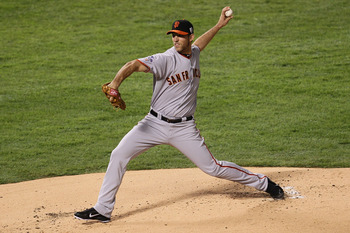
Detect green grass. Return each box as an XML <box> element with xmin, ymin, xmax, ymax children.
<box><xmin>1</xmin><ymin>0</ymin><xmax>349</xmax><ymax>184</ymax></box>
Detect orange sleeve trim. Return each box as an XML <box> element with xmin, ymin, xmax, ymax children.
<box><xmin>137</xmin><ymin>59</ymin><xmax>151</xmax><ymax>73</ymax></box>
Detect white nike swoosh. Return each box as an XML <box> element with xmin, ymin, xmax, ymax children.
<box><xmin>89</xmin><ymin>213</ymin><xmax>100</xmax><ymax>218</ymax></box>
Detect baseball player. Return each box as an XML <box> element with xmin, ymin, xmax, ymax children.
<box><xmin>74</xmin><ymin>7</ymin><xmax>284</xmax><ymax>223</ymax></box>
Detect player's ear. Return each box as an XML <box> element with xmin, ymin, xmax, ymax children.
<box><xmin>189</xmin><ymin>34</ymin><xmax>195</xmax><ymax>42</ymax></box>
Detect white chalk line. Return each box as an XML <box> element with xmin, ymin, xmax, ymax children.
<box><xmin>283</xmin><ymin>186</ymin><xmax>305</xmax><ymax>199</ymax></box>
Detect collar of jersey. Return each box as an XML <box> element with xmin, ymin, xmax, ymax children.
<box><xmin>178</xmin><ymin>52</ymin><xmax>192</xmax><ymax>59</ymax></box>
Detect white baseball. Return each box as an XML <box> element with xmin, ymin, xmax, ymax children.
<box><xmin>225</xmin><ymin>8</ymin><xmax>233</xmax><ymax>17</ymax></box>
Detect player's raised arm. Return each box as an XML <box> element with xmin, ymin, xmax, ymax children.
<box><xmin>193</xmin><ymin>7</ymin><xmax>233</xmax><ymax>51</ymax></box>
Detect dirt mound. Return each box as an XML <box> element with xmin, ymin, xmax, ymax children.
<box><xmin>1</xmin><ymin>167</ymin><xmax>349</xmax><ymax>232</ymax></box>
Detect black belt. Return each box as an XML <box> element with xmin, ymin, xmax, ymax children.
<box><xmin>150</xmin><ymin>109</ymin><xmax>193</xmax><ymax>123</ymax></box>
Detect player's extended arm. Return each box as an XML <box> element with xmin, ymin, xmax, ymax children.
<box><xmin>108</xmin><ymin>60</ymin><xmax>148</xmax><ymax>90</ymax></box>
<box><xmin>193</xmin><ymin>7</ymin><xmax>233</xmax><ymax>51</ymax></box>
<box><xmin>101</xmin><ymin>60</ymin><xmax>148</xmax><ymax>110</ymax></box>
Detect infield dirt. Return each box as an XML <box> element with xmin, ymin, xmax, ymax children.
<box><xmin>1</xmin><ymin>167</ymin><xmax>349</xmax><ymax>233</ymax></box>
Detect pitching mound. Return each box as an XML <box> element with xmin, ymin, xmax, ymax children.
<box><xmin>1</xmin><ymin>167</ymin><xmax>349</xmax><ymax>232</ymax></box>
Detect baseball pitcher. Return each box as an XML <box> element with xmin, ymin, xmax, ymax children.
<box><xmin>74</xmin><ymin>7</ymin><xmax>284</xmax><ymax>223</ymax></box>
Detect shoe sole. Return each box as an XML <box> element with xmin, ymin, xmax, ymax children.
<box><xmin>271</xmin><ymin>192</ymin><xmax>285</xmax><ymax>200</ymax></box>
<box><xmin>272</xmin><ymin>196</ymin><xmax>285</xmax><ymax>200</ymax></box>
<box><xmin>74</xmin><ymin>215</ymin><xmax>110</xmax><ymax>223</ymax></box>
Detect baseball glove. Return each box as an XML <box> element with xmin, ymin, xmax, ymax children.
<box><xmin>102</xmin><ymin>82</ymin><xmax>126</xmax><ymax>110</ymax></box>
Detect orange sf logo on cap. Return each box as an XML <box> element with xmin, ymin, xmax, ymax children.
<box><xmin>174</xmin><ymin>21</ymin><xmax>180</xmax><ymax>28</ymax></box>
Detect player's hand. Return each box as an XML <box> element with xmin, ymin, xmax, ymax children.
<box><xmin>217</xmin><ymin>6</ymin><xmax>234</xmax><ymax>28</ymax></box>
<box><xmin>102</xmin><ymin>82</ymin><xmax>126</xmax><ymax>110</ymax></box>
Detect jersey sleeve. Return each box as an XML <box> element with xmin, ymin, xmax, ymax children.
<box><xmin>192</xmin><ymin>45</ymin><xmax>200</xmax><ymax>55</ymax></box>
<box><xmin>137</xmin><ymin>53</ymin><xmax>168</xmax><ymax>79</ymax></box>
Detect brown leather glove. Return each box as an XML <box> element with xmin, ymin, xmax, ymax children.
<box><xmin>101</xmin><ymin>82</ymin><xmax>126</xmax><ymax>110</ymax></box>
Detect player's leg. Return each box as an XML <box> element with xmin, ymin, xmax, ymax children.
<box><xmin>170</xmin><ymin>121</ymin><xmax>268</xmax><ymax>191</ymax></box>
<box><xmin>93</xmin><ymin>133</ymin><xmax>150</xmax><ymax>218</ymax></box>
<box><xmin>94</xmin><ymin>116</ymin><xmax>171</xmax><ymax>217</ymax></box>
<box><xmin>76</xmin><ymin>115</ymin><xmax>169</xmax><ymax>220</ymax></box>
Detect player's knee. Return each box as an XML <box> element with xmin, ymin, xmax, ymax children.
<box><xmin>109</xmin><ymin>147</ymin><xmax>134</xmax><ymax>165</ymax></box>
<box><xmin>109</xmin><ymin>148</ymin><xmax>125</xmax><ymax>163</ymax></box>
<box><xmin>200</xmin><ymin>162</ymin><xmax>229</xmax><ymax>178</ymax></box>
<box><xmin>201</xmin><ymin>166</ymin><xmax>221</xmax><ymax>177</ymax></box>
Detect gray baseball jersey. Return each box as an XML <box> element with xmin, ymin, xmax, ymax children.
<box><xmin>138</xmin><ymin>45</ymin><xmax>201</xmax><ymax>118</ymax></box>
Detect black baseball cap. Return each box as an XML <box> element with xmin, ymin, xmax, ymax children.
<box><xmin>167</xmin><ymin>20</ymin><xmax>194</xmax><ymax>35</ymax></box>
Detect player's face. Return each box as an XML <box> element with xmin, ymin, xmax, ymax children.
<box><xmin>172</xmin><ymin>33</ymin><xmax>194</xmax><ymax>54</ymax></box>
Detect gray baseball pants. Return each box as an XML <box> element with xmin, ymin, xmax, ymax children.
<box><xmin>94</xmin><ymin>113</ymin><xmax>268</xmax><ymax>218</ymax></box>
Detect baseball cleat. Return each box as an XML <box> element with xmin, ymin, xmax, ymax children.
<box><xmin>266</xmin><ymin>178</ymin><xmax>285</xmax><ymax>200</ymax></box>
<box><xmin>74</xmin><ymin>207</ymin><xmax>110</xmax><ymax>223</ymax></box>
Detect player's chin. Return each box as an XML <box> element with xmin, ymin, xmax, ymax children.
<box><xmin>176</xmin><ymin>48</ymin><xmax>187</xmax><ymax>54</ymax></box>
<box><xmin>174</xmin><ymin>45</ymin><xmax>183</xmax><ymax>52</ymax></box>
